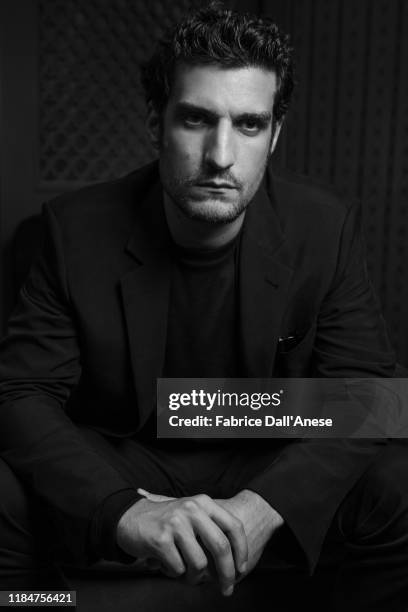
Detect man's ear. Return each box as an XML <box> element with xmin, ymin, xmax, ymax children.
<box><xmin>270</xmin><ymin>120</ymin><xmax>283</xmax><ymax>154</ymax></box>
<box><xmin>146</xmin><ymin>103</ymin><xmax>161</xmax><ymax>150</ymax></box>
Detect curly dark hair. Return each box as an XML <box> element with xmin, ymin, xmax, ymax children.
<box><xmin>141</xmin><ymin>3</ymin><xmax>295</xmax><ymax>124</ymax></box>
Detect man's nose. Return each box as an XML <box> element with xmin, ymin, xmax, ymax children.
<box><xmin>204</xmin><ymin>123</ymin><xmax>235</xmax><ymax>170</ymax></box>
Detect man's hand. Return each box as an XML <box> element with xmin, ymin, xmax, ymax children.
<box><xmin>215</xmin><ymin>489</ymin><xmax>284</xmax><ymax>581</ymax></box>
<box><xmin>116</xmin><ymin>493</ymin><xmax>248</xmax><ymax>596</ymax></box>
<box><xmin>135</xmin><ymin>488</ymin><xmax>284</xmax><ymax>586</ymax></box>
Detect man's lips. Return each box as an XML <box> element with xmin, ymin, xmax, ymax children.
<box><xmin>195</xmin><ymin>181</ymin><xmax>237</xmax><ymax>189</ymax></box>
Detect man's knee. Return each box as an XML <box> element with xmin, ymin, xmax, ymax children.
<box><xmin>340</xmin><ymin>442</ymin><xmax>408</xmax><ymax>540</ymax></box>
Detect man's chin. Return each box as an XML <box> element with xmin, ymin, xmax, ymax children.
<box><xmin>177</xmin><ymin>199</ymin><xmax>244</xmax><ymax>224</ymax></box>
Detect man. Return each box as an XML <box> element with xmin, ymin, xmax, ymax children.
<box><xmin>0</xmin><ymin>4</ymin><xmax>407</xmax><ymax>610</ymax></box>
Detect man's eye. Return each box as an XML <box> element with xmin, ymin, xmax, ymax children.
<box><xmin>184</xmin><ymin>114</ymin><xmax>205</xmax><ymax>127</ymax></box>
<box><xmin>239</xmin><ymin>121</ymin><xmax>261</xmax><ymax>134</ymax></box>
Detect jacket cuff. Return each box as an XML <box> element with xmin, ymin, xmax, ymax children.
<box><xmin>244</xmin><ymin>482</ymin><xmax>313</xmax><ymax>573</ymax></box>
<box><xmin>89</xmin><ymin>488</ymin><xmax>142</xmax><ymax>563</ymax></box>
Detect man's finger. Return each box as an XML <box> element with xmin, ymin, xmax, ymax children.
<box><xmin>193</xmin><ymin>495</ymin><xmax>248</xmax><ymax>574</ymax></box>
<box><xmin>153</xmin><ymin>538</ymin><xmax>186</xmax><ymax>578</ymax></box>
<box><xmin>190</xmin><ymin>507</ymin><xmax>237</xmax><ymax>596</ymax></box>
<box><xmin>173</xmin><ymin>527</ymin><xmax>210</xmax><ymax>585</ymax></box>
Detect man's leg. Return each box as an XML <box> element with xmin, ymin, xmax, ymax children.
<box><xmin>0</xmin><ymin>458</ymin><xmax>67</xmax><ymax>589</ymax></box>
<box><xmin>326</xmin><ymin>440</ymin><xmax>408</xmax><ymax>612</ymax></box>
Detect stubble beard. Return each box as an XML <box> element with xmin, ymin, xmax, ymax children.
<box><xmin>163</xmin><ymin>182</ymin><xmax>247</xmax><ymax>224</ymax></box>
<box><xmin>162</xmin><ymin>158</ymin><xmax>270</xmax><ymax>225</ymax></box>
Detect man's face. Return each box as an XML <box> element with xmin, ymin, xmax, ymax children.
<box><xmin>155</xmin><ymin>64</ymin><xmax>280</xmax><ymax>224</ymax></box>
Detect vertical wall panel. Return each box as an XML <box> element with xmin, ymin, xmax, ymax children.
<box><xmin>359</xmin><ymin>0</ymin><xmax>399</xmax><ymax>290</ymax></box>
<box><xmin>332</xmin><ymin>1</ymin><xmax>368</xmax><ymax>197</ymax></box>
<box><xmin>262</xmin><ymin>0</ymin><xmax>408</xmax><ymax>366</ymax></box>
<box><xmin>306</xmin><ymin>0</ymin><xmax>339</xmax><ymax>182</ymax></box>
<box><xmin>383</xmin><ymin>0</ymin><xmax>408</xmax><ymax>361</ymax></box>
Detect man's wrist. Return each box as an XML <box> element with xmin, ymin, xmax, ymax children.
<box><xmin>116</xmin><ymin>496</ymin><xmax>151</xmax><ymax>551</ymax></box>
<box><xmin>235</xmin><ymin>489</ymin><xmax>284</xmax><ymax>533</ymax></box>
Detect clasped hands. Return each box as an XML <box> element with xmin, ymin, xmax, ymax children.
<box><xmin>116</xmin><ymin>488</ymin><xmax>284</xmax><ymax>596</ymax></box>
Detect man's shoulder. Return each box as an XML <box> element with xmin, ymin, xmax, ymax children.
<box><xmin>269</xmin><ymin>167</ymin><xmax>353</xmax><ymax>226</ymax></box>
<box><xmin>46</xmin><ymin>161</ymin><xmax>159</xmax><ymax>225</ymax></box>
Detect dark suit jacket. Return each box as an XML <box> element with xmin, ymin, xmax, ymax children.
<box><xmin>0</xmin><ymin>161</ymin><xmax>395</xmax><ymax>572</ymax></box>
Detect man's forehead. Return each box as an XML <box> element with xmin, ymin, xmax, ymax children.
<box><xmin>168</xmin><ymin>63</ymin><xmax>277</xmax><ymax>114</ymax></box>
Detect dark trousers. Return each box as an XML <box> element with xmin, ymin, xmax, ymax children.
<box><xmin>1</xmin><ymin>432</ymin><xmax>408</xmax><ymax>611</ymax></box>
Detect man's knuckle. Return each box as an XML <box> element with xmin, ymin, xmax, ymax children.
<box><xmin>153</xmin><ymin>529</ymin><xmax>171</xmax><ymax>550</ymax></box>
<box><xmin>168</xmin><ymin>513</ymin><xmax>183</xmax><ymax>529</ymax></box>
<box><xmin>182</xmin><ymin>499</ymin><xmax>198</xmax><ymax>513</ymax></box>
<box><xmin>195</xmin><ymin>493</ymin><xmax>211</xmax><ymax>505</ymax></box>
<box><xmin>214</xmin><ymin>537</ymin><xmax>231</xmax><ymax>556</ymax></box>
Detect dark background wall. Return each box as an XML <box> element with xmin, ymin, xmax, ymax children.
<box><xmin>262</xmin><ymin>0</ymin><xmax>408</xmax><ymax>368</ymax></box>
<box><xmin>0</xmin><ymin>0</ymin><xmax>407</xmax><ymax>365</ymax></box>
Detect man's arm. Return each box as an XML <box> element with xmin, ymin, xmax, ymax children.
<box><xmin>0</xmin><ymin>204</ymin><xmax>248</xmax><ymax>584</ymax></box>
<box><xmin>242</xmin><ymin>198</ymin><xmax>395</xmax><ymax>573</ymax></box>
<box><xmin>313</xmin><ymin>200</ymin><xmax>395</xmax><ymax>377</ymax></box>
<box><xmin>0</xmin><ymin>204</ymin><xmax>141</xmax><ymax>564</ymax></box>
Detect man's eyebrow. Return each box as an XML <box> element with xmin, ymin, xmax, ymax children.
<box><xmin>175</xmin><ymin>102</ymin><xmax>217</xmax><ymax>119</ymax></box>
<box><xmin>175</xmin><ymin>102</ymin><xmax>272</xmax><ymax>124</ymax></box>
<box><xmin>235</xmin><ymin>111</ymin><xmax>272</xmax><ymax>124</ymax></box>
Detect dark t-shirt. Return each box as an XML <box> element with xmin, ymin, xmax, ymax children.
<box><xmin>163</xmin><ymin>236</ymin><xmax>240</xmax><ymax>378</ymax></box>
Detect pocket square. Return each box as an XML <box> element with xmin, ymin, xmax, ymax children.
<box><xmin>278</xmin><ymin>333</ymin><xmax>301</xmax><ymax>352</ymax></box>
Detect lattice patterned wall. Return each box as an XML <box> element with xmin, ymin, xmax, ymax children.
<box><xmin>263</xmin><ymin>0</ymin><xmax>408</xmax><ymax>365</ymax></box>
<box><xmin>39</xmin><ymin>0</ymin><xmax>205</xmax><ymax>183</ymax></box>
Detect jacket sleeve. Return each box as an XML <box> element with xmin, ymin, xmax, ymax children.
<box><xmin>246</xmin><ymin>200</ymin><xmax>396</xmax><ymax>574</ymax></box>
<box><xmin>313</xmin><ymin>200</ymin><xmax>395</xmax><ymax>376</ymax></box>
<box><xmin>0</xmin><ymin>203</ymin><xmax>139</xmax><ymax>565</ymax></box>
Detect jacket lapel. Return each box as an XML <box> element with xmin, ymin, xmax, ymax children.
<box><xmin>239</xmin><ymin>180</ymin><xmax>294</xmax><ymax>376</ymax></box>
<box><xmin>120</xmin><ymin>179</ymin><xmax>172</xmax><ymax>429</ymax></box>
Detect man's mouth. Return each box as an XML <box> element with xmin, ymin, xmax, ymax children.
<box><xmin>195</xmin><ymin>181</ymin><xmax>237</xmax><ymax>189</ymax></box>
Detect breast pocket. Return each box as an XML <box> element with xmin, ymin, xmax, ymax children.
<box><xmin>274</xmin><ymin>322</ymin><xmax>317</xmax><ymax>377</ymax></box>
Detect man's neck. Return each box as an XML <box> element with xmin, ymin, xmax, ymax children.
<box><xmin>163</xmin><ymin>193</ymin><xmax>245</xmax><ymax>250</ymax></box>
